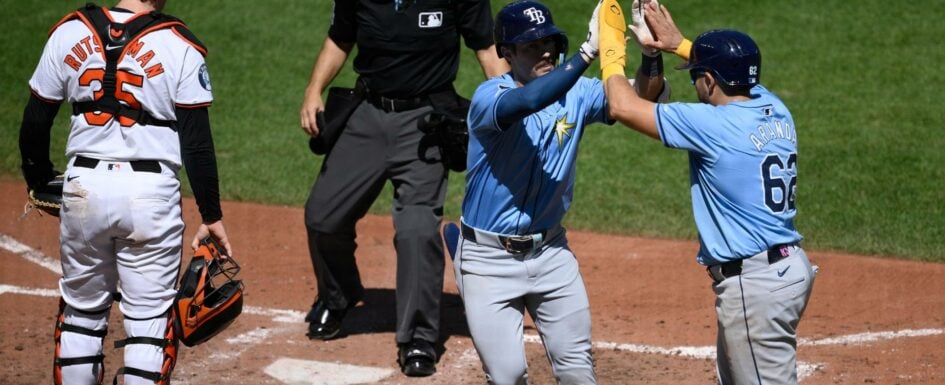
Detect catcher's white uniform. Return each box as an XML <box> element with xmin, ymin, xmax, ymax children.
<box><xmin>29</xmin><ymin>5</ymin><xmax>213</xmax><ymax>385</ymax></box>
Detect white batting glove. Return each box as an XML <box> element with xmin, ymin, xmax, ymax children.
<box><xmin>629</xmin><ymin>0</ymin><xmax>661</xmax><ymax>57</ymax></box>
<box><xmin>580</xmin><ymin>0</ymin><xmax>602</xmax><ymax>60</ymax></box>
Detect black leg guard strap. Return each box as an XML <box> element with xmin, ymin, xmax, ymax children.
<box><xmin>111</xmin><ymin>337</ymin><xmax>176</xmax><ymax>385</ymax></box>
<box><xmin>59</xmin><ymin>322</ymin><xmax>109</xmax><ymax>338</ymax></box>
<box><xmin>112</xmin><ymin>312</ymin><xmax>179</xmax><ymax>385</ymax></box>
<box><xmin>114</xmin><ymin>336</ymin><xmax>172</xmax><ymax>348</ymax></box>
<box><xmin>114</xmin><ymin>367</ymin><xmax>164</xmax><ymax>384</ymax></box>
<box><xmin>56</xmin><ymin>354</ymin><xmax>106</xmax><ymax>367</ymax></box>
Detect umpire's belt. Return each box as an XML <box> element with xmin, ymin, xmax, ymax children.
<box><xmin>460</xmin><ymin>222</ymin><xmax>548</xmax><ymax>255</ymax></box>
<box><xmin>365</xmin><ymin>93</ymin><xmax>429</xmax><ymax>113</ymax></box>
<box><xmin>707</xmin><ymin>242</ymin><xmax>800</xmax><ymax>283</ymax></box>
<box><xmin>73</xmin><ymin>155</ymin><xmax>162</xmax><ymax>173</ymax></box>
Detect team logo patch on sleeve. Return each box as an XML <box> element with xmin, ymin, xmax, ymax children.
<box><xmin>198</xmin><ymin>64</ymin><xmax>212</xmax><ymax>91</ymax></box>
<box><xmin>419</xmin><ymin>12</ymin><xmax>443</xmax><ymax>28</ymax></box>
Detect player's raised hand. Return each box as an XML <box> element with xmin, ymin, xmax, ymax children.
<box><xmin>628</xmin><ymin>0</ymin><xmax>660</xmax><ymax>57</ymax></box>
<box><xmin>642</xmin><ymin>2</ymin><xmax>687</xmax><ymax>56</ymax></box>
<box><xmin>599</xmin><ymin>0</ymin><xmax>627</xmax><ymax>81</ymax></box>
<box><xmin>579</xmin><ymin>0</ymin><xmax>602</xmax><ymax>61</ymax></box>
<box><xmin>299</xmin><ymin>88</ymin><xmax>325</xmax><ymax>137</ymax></box>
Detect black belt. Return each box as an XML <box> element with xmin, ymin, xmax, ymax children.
<box><xmin>711</xmin><ymin>243</ymin><xmax>799</xmax><ymax>282</ymax></box>
<box><xmin>460</xmin><ymin>223</ymin><xmax>547</xmax><ymax>255</ymax></box>
<box><xmin>74</xmin><ymin>156</ymin><xmax>162</xmax><ymax>173</ymax></box>
<box><xmin>365</xmin><ymin>93</ymin><xmax>429</xmax><ymax>113</ymax></box>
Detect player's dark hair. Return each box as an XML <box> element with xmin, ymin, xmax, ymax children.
<box><xmin>718</xmin><ymin>82</ymin><xmax>752</xmax><ymax>97</ymax></box>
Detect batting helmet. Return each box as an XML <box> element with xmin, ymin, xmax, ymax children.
<box><xmin>494</xmin><ymin>0</ymin><xmax>567</xmax><ymax>58</ymax></box>
<box><xmin>678</xmin><ymin>29</ymin><xmax>761</xmax><ymax>87</ymax></box>
<box><xmin>173</xmin><ymin>237</ymin><xmax>244</xmax><ymax>347</ymax></box>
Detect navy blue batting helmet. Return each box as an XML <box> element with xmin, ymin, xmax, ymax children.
<box><xmin>678</xmin><ymin>29</ymin><xmax>761</xmax><ymax>87</ymax></box>
<box><xmin>494</xmin><ymin>1</ymin><xmax>568</xmax><ymax>58</ymax></box>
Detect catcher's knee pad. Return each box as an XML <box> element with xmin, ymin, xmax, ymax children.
<box><xmin>54</xmin><ymin>298</ymin><xmax>111</xmax><ymax>385</ymax></box>
<box><xmin>113</xmin><ymin>311</ymin><xmax>178</xmax><ymax>385</ymax></box>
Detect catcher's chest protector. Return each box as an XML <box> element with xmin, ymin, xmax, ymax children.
<box><xmin>62</xmin><ymin>3</ymin><xmax>205</xmax><ymax>128</ymax></box>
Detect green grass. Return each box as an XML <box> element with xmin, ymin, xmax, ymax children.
<box><xmin>2</xmin><ymin>1</ymin><xmax>943</xmax><ymax>261</ymax></box>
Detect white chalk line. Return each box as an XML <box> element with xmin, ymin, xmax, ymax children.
<box><xmin>3</xmin><ymin>232</ymin><xmax>943</xmax><ymax>383</ymax></box>
<box><xmin>0</xmin><ymin>284</ymin><xmax>59</xmax><ymax>297</ymax></box>
<box><xmin>799</xmin><ymin>328</ymin><xmax>945</xmax><ymax>346</ymax></box>
<box><xmin>0</xmin><ymin>233</ymin><xmax>62</xmax><ymax>274</ymax></box>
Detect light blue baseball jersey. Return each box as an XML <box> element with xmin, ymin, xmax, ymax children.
<box><xmin>462</xmin><ymin>73</ymin><xmax>610</xmax><ymax>235</ymax></box>
<box><xmin>656</xmin><ymin>85</ymin><xmax>803</xmax><ymax>266</ymax></box>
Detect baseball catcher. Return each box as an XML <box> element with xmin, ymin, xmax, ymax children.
<box><xmin>20</xmin><ymin>1</ymin><xmax>234</xmax><ymax>384</ymax></box>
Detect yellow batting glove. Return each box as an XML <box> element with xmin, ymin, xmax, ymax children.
<box><xmin>599</xmin><ymin>0</ymin><xmax>627</xmax><ymax>82</ymax></box>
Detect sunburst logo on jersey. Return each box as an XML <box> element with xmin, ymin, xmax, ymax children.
<box><xmin>554</xmin><ymin>115</ymin><xmax>575</xmax><ymax>148</ymax></box>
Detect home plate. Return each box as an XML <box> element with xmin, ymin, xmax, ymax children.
<box><xmin>264</xmin><ymin>358</ymin><xmax>395</xmax><ymax>385</ymax></box>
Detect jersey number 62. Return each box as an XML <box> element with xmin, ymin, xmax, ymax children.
<box><xmin>761</xmin><ymin>153</ymin><xmax>797</xmax><ymax>213</ymax></box>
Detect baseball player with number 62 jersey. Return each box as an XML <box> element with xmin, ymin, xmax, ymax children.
<box><xmin>603</xmin><ymin>1</ymin><xmax>817</xmax><ymax>383</ymax></box>
<box><xmin>18</xmin><ymin>1</ymin><xmax>231</xmax><ymax>384</ymax></box>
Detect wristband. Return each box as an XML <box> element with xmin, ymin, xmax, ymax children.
<box><xmin>640</xmin><ymin>53</ymin><xmax>663</xmax><ymax>78</ymax></box>
<box><xmin>674</xmin><ymin>38</ymin><xmax>692</xmax><ymax>61</ymax></box>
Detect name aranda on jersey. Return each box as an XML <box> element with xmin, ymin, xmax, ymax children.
<box><xmin>749</xmin><ymin>118</ymin><xmax>795</xmax><ymax>152</ymax></box>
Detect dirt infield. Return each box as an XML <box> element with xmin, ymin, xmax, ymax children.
<box><xmin>1</xmin><ymin>180</ymin><xmax>943</xmax><ymax>384</ymax></box>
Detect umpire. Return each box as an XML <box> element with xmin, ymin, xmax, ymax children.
<box><xmin>298</xmin><ymin>0</ymin><xmax>507</xmax><ymax>377</ymax></box>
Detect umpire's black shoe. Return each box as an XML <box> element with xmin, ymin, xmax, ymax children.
<box><xmin>398</xmin><ymin>339</ymin><xmax>436</xmax><ymax>377</ymax></box>
<box><xmin>305</xmin><ymin>300</ymin><xmax>347</xmax><ymax>340</ymax></box>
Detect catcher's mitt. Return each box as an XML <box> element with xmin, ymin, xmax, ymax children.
<box><xmin>27</xmin><ymin>174</ymin><xmax>64</xmax><ymax>217</ymax></box>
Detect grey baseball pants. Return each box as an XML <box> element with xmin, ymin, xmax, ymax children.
<box><xmin>711</xmin><ymin>245</ymin><xmax>817</xmax><ymax>385</ymax></box>
<box><xmin>454</xmin><ymin>224</ymin><xmax>597</xmax><ymax>385</ymax></box>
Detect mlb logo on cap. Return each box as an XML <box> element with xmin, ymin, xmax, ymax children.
<box><xmin>419</xmin><ymin>12</ymin><xmax>443</xmax><ymax>28</ymax></box>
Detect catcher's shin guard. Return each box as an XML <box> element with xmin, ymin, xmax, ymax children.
<box><xmin>113</xmin><ymin>312</ymin><xmax>178</xmax><ymax>385</ymax></box>
<box><xmin>54</xmin><ymin>299</ymin><xmax>110</xmax><ymax>385</ymax></box>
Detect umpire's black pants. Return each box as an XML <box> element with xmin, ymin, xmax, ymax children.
<box><xmin>304</xmin><ymin>100</ymin><xmax>447</xmax><ymax>345</ymax></box>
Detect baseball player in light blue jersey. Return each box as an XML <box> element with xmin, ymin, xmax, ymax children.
<box><xmin>603</xmin><ymin>2</ymin><xmax>818</xmax><ymax>384</ymax></box>
<box><xmin>451</xmin><ymin>1</ymin><xmax>663</xmax><ymax>384</ymax></box>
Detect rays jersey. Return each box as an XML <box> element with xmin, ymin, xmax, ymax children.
<box><xmin>29</xmin><ymin>8</ymin><xmax>212</xmax><ymax>168</ymax></box>
<box><xmin>656</xmin><ymin>85</ymin><xmax>803</xmax><ymax>266</ymax></box>
<box><xmin>463</xmin><ymin>73</ymin><xmax>610</xmax><ymax>235</ymax></box>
